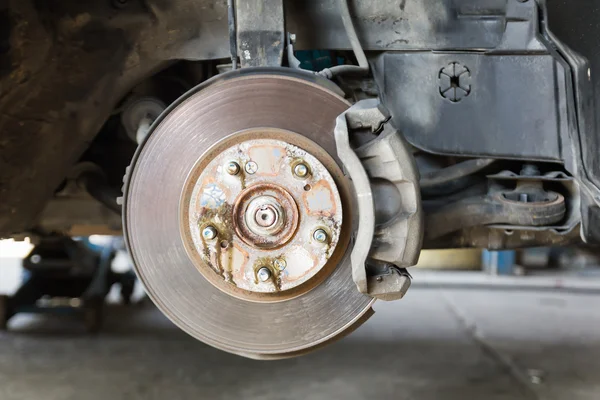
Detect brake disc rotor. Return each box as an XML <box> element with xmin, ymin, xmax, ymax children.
<box><xmin>123</xmin><ymin>69</ymin><xmax>374</xmax><ymax>358</ymax></box>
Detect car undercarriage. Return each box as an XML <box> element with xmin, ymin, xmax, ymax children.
<box><xmin>1</xmin><ymin>0</ymin><xmax>599</xmax><ymax>358</ymax></box>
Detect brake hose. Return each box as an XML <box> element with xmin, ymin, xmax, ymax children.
<box><xmin>318</xmin><ymin>0</ymin><xmax>369</xmax><ymax>78</ymax></box>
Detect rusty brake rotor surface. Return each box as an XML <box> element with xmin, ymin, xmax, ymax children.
<box><xmin>123</xmin><ymin>69</ymin><xmax>374</xmax><ymax>359</ymax></box>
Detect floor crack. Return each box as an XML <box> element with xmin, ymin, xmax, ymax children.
<box><xmin>439</xmin><ymin>290</ymin><xmax>543</xmax><ymax>400</ymax></box>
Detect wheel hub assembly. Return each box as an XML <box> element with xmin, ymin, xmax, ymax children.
<box><xmin>183</xmin><ymin>134</ymin><xmax>344</xmax><ymax>298</ymax></box>
<box><xmin>123</xmin><ymin>70</ymin><xmax>374</xmax><ymax>358</ymax></box>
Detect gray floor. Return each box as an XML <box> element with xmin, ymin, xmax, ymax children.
<box><xmin>0</xmin><ymin>287</ymin><xmax>599</xmax><ymax>400</ymax></box>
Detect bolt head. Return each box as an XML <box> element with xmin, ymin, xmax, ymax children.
<box><xmin>313</xmin><ymin>229</ymin><xmax>328</xmax><ymax>243</ymax></box>
<box><xmin>202</xmin><ymin>225</ymin><xmax>218</xmax><ymax>240</ymax></box>
<box><xmin>226</xmin><ymin>161</ymin><xmax>240</xmax><ymax>175</ymax></box>
<box><xmin>293</xmin><ymin>163</ymin><xmax>309</xmax><ymax>178</ymax></box>
<box><xmin>257</xmin><ymin>267</ymin><xmax>272</xmax><ymax>282</ymax></box>
<box><xmin>245</xmin><ymin>161</ymin><xmax>258</xmax><ymax>175</ymax></box>
<box><xmin>274</xmin><ymin>259</ymin><xmax>287</xmax><ymax>271</ymax></box>
<box><xmin>290</xmin><ymin>33</ymin><xmax>297</xmax><ymax>44</ymax></box>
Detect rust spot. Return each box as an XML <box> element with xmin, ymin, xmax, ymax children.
<box><xmin>303</xmin><ymin>179</ymin><xmax>337</xmax><ymax>217</ymax></box>
<box><xmin>230</xmin><ymin>243</ymin><xmax>250</xmax><ymax>285</ymax></box>
<box><xmin>247</xmin><ymin>143</ymin><xmax>286</xmax><ymax>177</ymax></box>
<box><xmin>197</xmin><ymin>203</ymin><xmax>234</xmax><ymax>274</ymax></box>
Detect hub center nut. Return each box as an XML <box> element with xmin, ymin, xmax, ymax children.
<box><xmin>245</xmin><ymin>196</ymin><xmax>285</xmax><ymax>235</ymax></box>
<box><xmin>234</xmin><ymin>183</ymin><xmax>300</xmax><ymax>249</ymax></box>
<box><xmin>255</xmin><ymin>206</ymin><xmax>278</xmax><ymax>228</ymax></box>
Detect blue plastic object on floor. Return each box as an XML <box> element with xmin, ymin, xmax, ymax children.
<box><xmin>482</xmin><ymin>250</ymin><xmax>516</xmax><ymax>275</ymax></box>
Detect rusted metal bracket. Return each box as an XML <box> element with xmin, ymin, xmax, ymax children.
<box><xmin>235</xmin><ymin>0</ymin><xmax>284</xmax><ymax>67</ymax></box>
<box><xmin>366</xmin><ymin>262</ymin><xmax>412</xmax><ymax>301</ymax></box>
<box><xmin>425</xmin><ymin>170</ymin><xmax>570</xmax><ymax>241</ymax></box>
<box><xmin>334</xmin><ymin>99</ymin><xmax>423</xmax><ymax>301</ymax></box>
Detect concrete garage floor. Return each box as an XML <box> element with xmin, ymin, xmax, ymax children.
<box><xmin>0</xmin><ymin>287</ymin><xmax>599</xmax><ymax>400</ymax></box>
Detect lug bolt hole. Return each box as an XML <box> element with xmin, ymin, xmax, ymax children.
<box><xmin>303</xmin><ymin>184</ymin><xmax>311</xmax><ymax>191</ymax></box>
<box><xmin>220</xmin><ymin>240</ymin><xmax>229</xmax><ymax>249</ymax></box>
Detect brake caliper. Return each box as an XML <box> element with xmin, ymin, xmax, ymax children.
<box><xmin>335</xmin><ymin>99</ymin><xmax>424</xmax><ymax>300</ymax></box>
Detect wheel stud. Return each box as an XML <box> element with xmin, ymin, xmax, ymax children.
<box><xmin>202</xmin><ymin>225</ymin><xmax>218</xmax><ymax>240</ymax></box>
<box><xmin>313</xmin><ymin>229</ymin><xmax>328</xmax><ymax>243</ymax></box>
<box><xmin>257</xmin><ymin>267</ymin><xmax>272</xmax><ymax>282</ymax></box>
<box><xmin>293</xmin><ymin>163</ymin><xmax>309</xmax><ymax>178</ymax></box>
<box><xmin>226</xmin><ymin>161</ymin><xmax>240</xmax><ymax>175</ymax></box>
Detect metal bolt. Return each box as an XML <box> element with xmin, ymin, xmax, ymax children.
<box><xmin>274</xmin><ymin>259</ymin><xmax>287</xmax><ymax>271</ymax></box>
<box><xmin>520</xmin><ymin>164</ymin><xmax>540</xmax><ymax>177</ymax></box>
<box><xmin>293</xmin><ymin>163</ymin><xmax>309</xmax><ymax>178</ymax></box>
<box><xmin>289</xmin><ymin>33</ymin><xmax>297</xmax><ymax>44</ymax></box>
<box><xmin>245</xmin><ymin>161</ymin><xmax>258</xmax><ymax>175</ymax></box>
<box><xmin>246</xmin><ymin>195</ymin><xmax>286</xmax><ymax>236</ymax></box>
<box><xmin>226</xmin><ymin>161</ymin><xmax>240</xmax><ymax>175</ymax></box>
<box><xmin>519</xmin><ymin>193</ymin><xmax>529</xmax><ymax>203</ymax></box>
<box><xmin>257</xmin><ymin>267</ymin><xmax>272</xmax><ymax>282</ymax></box>
<box><xmin>376</xmin><ymin>276</ymin><xmax>383</xmax><ymax>282</ymax></box>
<box><xmin>313</xmin><ymin>229</ymin><xmax>328</xmax><ymax>243</ymax></box>
<box><xmin>202</xmin><ymin>225</ymin><xmax>218</xmax><ymax>240</ymax></box>
<box><xmin>30</xmin><ymin>254</ymin><xmax>42</xmax><ymax>264</ymax></box>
